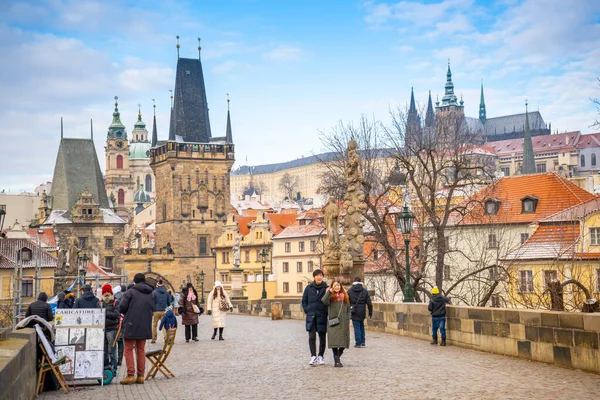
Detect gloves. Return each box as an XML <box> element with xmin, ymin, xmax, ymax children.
<box><xmin>207</xmin><ymin>310</ymin><xmax>212</xmax><ymax>316</ymax></box>
<box><xmin>230</xmin><ymin>307</ymin><xmax>233</xmax><ymax>312</ymax></box>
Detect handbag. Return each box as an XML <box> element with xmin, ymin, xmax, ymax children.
<box><xmin>350</xmin><ymin>291</ymin><xmax>363</xmax><ymax>314</ymax></box>
<box><xmin>192</xmin><ymin>304</ymin><xmax>202</xmax><ymax>314</ymax></box>
<box><xmin>328</xmin><ymin>296</ymin><xmax>344</xmax><ymax>327</ymax></box>
<box><xmin>219</xmin><ymin>297</ymin><xmax>229</xmax><ymax>312</ymax></box>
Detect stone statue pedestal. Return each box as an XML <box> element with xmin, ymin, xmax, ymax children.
<box><xmin>229</xmin><ymin>269</ymin><xmax>247</xmax><ymax>300</ymax></box>
<box><xmin>324</xmin><ymin>259</ymin><xmax>364</xmax><ymax>286</ymax></box>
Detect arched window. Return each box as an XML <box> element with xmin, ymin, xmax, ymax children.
<box><xmin>592</xmin><ymin>154</ymin><xmax>597</xmax><ymax>167</ymax></box>
<box><xmin>581</xmin><ymin>155</ymin><xmax>586</xmax><ymax>167</ymax></box>
<box><xmin>118</xmin><ymin>189</ymin><xmax>125</xmax><ymax>205</ymax></box>
<box><xmin>116</xmin><ymin>155</ymin><xmax>123</xmax><ymax>169</ymax></box>
<box><xmin>145</xmin><ymin>174</ymin><xmax>152</xmax><ymax>192</ymax></box>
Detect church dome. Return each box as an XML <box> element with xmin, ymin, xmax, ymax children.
<box><xmin>129</xmin><ymin>141</ymin><xmax>151</xmax><ymax>159</ymax></box>
<box><xmin>133</xmin><ymin>185</ymin><xmax>151</xmax><ymax>203</ymax></box>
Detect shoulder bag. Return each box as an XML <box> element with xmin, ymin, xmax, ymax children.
<box><xmin>219</xmin><ymin>296</ymin><xmax>230</xmax><ymax>312</ymax></box>
<box><xmin>328</xmin><ymin>299</ymin><xmax>344</xmax><ymax>327</ymax></box>
<box><xmin>350</xmin><ymin>290</ymin><xmax>363</xmax><ymax>314</ymax></box>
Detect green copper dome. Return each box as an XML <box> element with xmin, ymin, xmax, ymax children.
<box><xmin>129</xmin><ymin>142</ymin><xmax>151</xmax><ymax>159</ymax></box>
<box><xmin>134</xmin><ymin>108</ymin><xmax>146</xmax><ymax>129</ymax></box>
<box><xmin>133</xmin><ymin>185</ymin><xmax>151</xmax><ymax>203</ymax></box>
<box><xmin>107</xmin><ymin>96</ymin><xmax>127</xmax><ymax>139</ymax></box>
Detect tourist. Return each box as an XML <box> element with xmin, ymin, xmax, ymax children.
<box><xmin>119</xmin><ymin>273</ymin><xmax>154</xmax><ymax>384</ymax></box>
<box><xmin>97</xmin><ymin>284</ymin><xmax>120</xmax><ymax>371</ymax></box>
<box><xmin>114</xmin><ymin>285</ymin><xmax>125</xmax><ymax>366</ymax></box>
<box><xmin>322</xmin><ymin>279</ymin><xmax>350</xmax><ymax>367</ymax></box>
<box><xmin>151</xmin><ymin>279</ymin><xmax>170</xmax><ymax>343</ymax></box>
<box><xmin>301</xmin><ymin>269</ymin><xmax>329</xmax><ymax>366</ymax></box>
<box><xmin>25</xmin><ymin>292</ymin><xmax>53</xmax><ymax>322</ymax></box>
<box><xmin>158</xmin><ymin>306</ymin><xmax>177</xmax><ymax>339</ymax></box>
<box><xmin>74</xmin><ymin>284</ymin><xmax>100</xmax><ymax>308</ymax></box>
<box><xmin>206</xmin><ymin>281</ymin><xmax>233</xmax><ymax>341</ymax></box>
<box><xmin>56</xmin><ymin>292</ymin><xmax>67</xmax><ymax>309</ymax></box>
<box><xmin>348</xmin><ymin>276</ymin><xmax>373</xmax><ymax>348</ymax></box>
<box><xmin>179</xmin><ymin>283</ymin><xmax>201</xmax><ymax>342</ymax></box>
<box><xmin>428</xmin><ymin>286</ymin><xmax>451</xmax><ymax>346</ymax></box>
<box><xmin>62</xmin><ymin>292</ymin><xmax>75</xmax><ymax>308</ymax></box>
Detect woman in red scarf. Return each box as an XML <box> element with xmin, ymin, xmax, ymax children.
<box><xmin>322</xmin><ymin>279</ymin><xmax>351</xmax><ymax>367</ymax></box>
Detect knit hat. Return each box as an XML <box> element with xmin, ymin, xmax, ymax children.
<box><xmin>102</xmin><ymin>284</ymin><xmax>113</xmax><ymax>295</ymax></box>
<box><xmin>214</xmin><ymin>280</ymin><xmax>222</xmax><ymax>287</ymax></box>
<box><xmin>432</xmin><ymin>286</ymin><xmax>440</xmax><ymax>295</ymax></box>
<box><xmin>157</xmin><ymin>279</ymin><xmax>164</xmax><ymax>286</ymax></box>
<box><xmin>65</xmin><ymin>293</ymin><xmax>74</xmax><ymax>299</ymax></box>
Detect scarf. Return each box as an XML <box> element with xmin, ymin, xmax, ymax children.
<box><xmin>328</xmin><ymin>288</ymin><xmax>345</xmax><ymax>302</ymax></box>
<box><xmin>187</xmin><ymin>290</ymin><xmax>196</xmax><ymax>302</ymax></box>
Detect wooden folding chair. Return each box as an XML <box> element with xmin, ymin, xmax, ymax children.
<box><xmin>145</xmin><ymin>328</ymin><xmax>176</xmax><ymax>380</ymax></box>
<box><xmin>36</xmin><ymin>342</ymin><xmax>71</xmax><ymax>395</ymax></box>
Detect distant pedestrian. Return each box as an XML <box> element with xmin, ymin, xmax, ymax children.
<box><xmin>301</xmin><ymin>269</ymin><xmax>329</xmax><ymax>366</ymax></box>
<box><xmin>63</xmin><ymin>292</ymin><xmax>75</xmax><ymax>308</ymax></box>
<box><xmin>98</xmin><ymin>284</ymin><xmax>120</xmax><ymax>371</ymax></box>
<box><xmin>206</xmin><ymin>281</ymin><xmax>232</xmax><ymax>341</ymax></box>
<box><xmin>348</xmin><ymin>276</ymin><xmax>373</xmax><ymax>348</ymax></box>
<box><xmin>428</xmin><ymin>286</ymin><xmax>451</xmax><ymax>346</ymax></box>
<box><xmin>114</xmin><ymin>285</ymin><xmax>125</xmax><ymax>366</ymax></box>
<box><xmin>74</xmin><ymin>284</ymin><xmax>99</xmax><ymax>308</ymax></box>
<box><xmin>158</xmin><ymin>307</ymin><xmax>177</xmax><ymax>339</ymax></box>
<box><xmin>119</xmin><ymin>273</ymin><xmax>154</xmax><ymax>385</ymax></box>
<box><xmin>179</xmin><ymin>283</ymin><xmax>200</xmax><ymax>342</ymax></box>
<box><xmin>56</xmin><ymin>292</ymin><xmax>67</xmax><ymax>309</ymax></box>
<box><xmin>322</xmin><ymin>279</ymin><xmax>350</xmax><ymax>367</ymax></box>
<box><xmin>151</xmin><ymin>279</ymin><xmax>170</xmax><ymax>343</ymax></box>
<box><xmin>25</xmin><ymin>292</ymin><xmax>53</xmax><ymax>322</ymax></box>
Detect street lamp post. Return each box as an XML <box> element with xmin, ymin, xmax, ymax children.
<box><xmin>260</xmin><ymin>248</ymin><xmax>269</xmax><ymax>299</ymax></box>
<box><xmin>0</xmin><ymin>204</ymin><xmax>6</xmax><ymax>238</ymax></box>
<box><xmin>78</xmin><ymin>253</ymin><xmax>89</xmax><ymax>298</ymax></box>
<box><xmin>199</xmin><ymin>270</ymin><xmax>205</xmax><ymax>304</ymax></box>
<box><xmin>211</xmin><ymin>249</ymin><xmax>217</xmax><ymax>283</ymax></box>
<box><xmin>399</xmin><ymin>206</ymin><xmax>415</xmax><ymax>303</ymax></box>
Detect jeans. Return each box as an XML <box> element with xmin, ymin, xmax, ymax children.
<box><xmin>124</xmin><ymin>339</ymin><xmax>146</xmax><ymax>377</ymax></box>
<box><xmin>152</xmin><ymin>311</ymin><xmax>166</xmax><ymax>341</ymax></box>
<box><xmin>308</xmin><ymin>325</ymin><xmax>326</xmax><ymax>357</ymax></box>
<box><xmin>105</xmin><ymin>329</ymin><xmax>118</xmax><ymax>370</ymax></box>
<box><xmin>432</xmin><ymin>315</ymin><xmax>446</xmax><ymax>339</ymax></box>
<box><xmin>352</xmin><ymin>320</ymin><xmax>366</xmax><ymax>346</ymax></box>
<box><xmin>185</xmin><ymin>324</ymin><xmax>198</xmax><ymax>341</ymax></box>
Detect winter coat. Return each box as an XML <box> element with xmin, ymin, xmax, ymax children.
<box><xmin>25</xmin><ymin>300</ymin><xmax>53</xmax><ymax>322</ymax></box>
<box><xmin>348</xmin><ymin>283</ymin><xmax>373</xmax><ymax>321</ymax></box>
<box><xmin>74</xmin><ymin>291</ymin><xmax>100</xmax><ymax>309</ymax></box>
<box><xmin>301</xmin><ymin>281</ymin><xmax>329</xmax><ymax>333</ymax></box>
<box><xmin>206</xmin><ymin>288</ymin><xmax>232</xmax><ymax>329</ymax></box>
<box><xmin>322</xmin><ymin>290</ymin><xmax>350</xmax><ymax>349</ymax></box>
<box><xmin>61</xmin><ymin>297</ymin><xmax>75</xmax><ymax>309</ymax></box>
<box><xmin>179</xmin><ymin>289</ymin><xmax>200</xmax><ymax>326</ymax></box>
<box><xmin>159</xmin><ymin>309</ymin><xmax>178</xmax><ymax>331</ymax></box>
<box><xmin>153</xmin><ymin>286</ymin><xmax>170</xmax><ymax>311</ymax></box>
<box><xmin>119</xmin><ymin>282</ymin><xmax>155</xmax><ymax>339</ymax></box>
<box><xmin>97</xmin><ymin>296</ymin><xmax>120</xmax><ymax>331</ymax></box>
<box><xmin>428</xmin><ymin>294</ymin><xmax>451</xmax><ymax>317</ymax></box>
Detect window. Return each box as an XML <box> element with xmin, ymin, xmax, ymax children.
<box><xmin>484</xmin><ymin>200</ymin><xmax>499</xmax><ymax>216</ymax></box>
<box><xmin>78</xmin><ymin>237</ymin><xmax>87</xmax><ymax>248</ymax></box>
<box><xmin>222</xmin><ymin>251</ymin><xmax>230</xmax><ymax>264</ymax></box>
<box><xmin>519</xmin><ymin>270</ymin><xmax>533</xmax><ymax>293</ymax></box>
<box><xmin>105</xmin><ymin>257</ymin><xmax>114</xmax><ymax>271</ymax></box>
<box><xmin>162</xmin><ymin>204</ymin><xmax>167</xmax><ymax>221</ymax></box>
<box><xmin>520</xmin><ymin>233</ymin><xmax>530</xmax><ymax>244</ymax></box>
<box><xmin>310</xmin><ymin>240</ymin><xmax>316</xmax><ymax>252</ymax></box>
<box><xmin>544</xmin><ymin>270</ymin><xmax>558</xmax><ymax>289</ymax></box>
<box><xmin>488</xmin><ymin>234</ymin><xmax>498</xmax><ymax>248</ymax></box>
<box><xmin>256</xmin><ymin>249</ymin><xmax>261</xmax><ymax>262</ymax></box>
<box><xmin>105</xmin><ymin>237</ymin><xmax>113</xmax><ymax>249</ymax></box>
<box><xmin>593</xmin><ymin>154</ymin><xmax>597</xmax><ymax>167</ymax></box>
<box><xmin>500</xmin><ymin>167</ymin><xmax>510</xmax><ymax>177</ymax></box>
<box><xmin>297</xmin><ymin>262</ymin><xmax>303</xmax><ymax>273</ymax></box>
<box><xmin>596</xmin><ymin>269</ymin><xmax>600</xmax><ymax>293</ymax></box>
<box><xmin>521</xmin><ymin>196</ymin><xmax>538</xmax><ymax>214</ymax></box>
<box><xmin>581</xmin><ymin>155</ymin><xmax>586</xmax><ymax>167</ymax></box>
<box><xmin>256</xmin><ymin>231</ymin><xmax>263</xmax><ymax>240</ymax></box>
<box><xmin>283</xmin><ymin>282</ymin><xmax>289</xmax><ymax>293</ymax></box>
<box><xmin>591</xmin><ymin>228</ymin><xmax>600</xmax><ymax>245</ymax></box>
<box><xmin>244</xmin><ymin>251</ymin><xmax>250</xmax><ymax>263</ymax></box>
<box><xmin>243</xmin><ymin>273</ymin><xmax>248</xmax><ymax>282</ymax></box>
<box><xmin>285</xmin><ymin>242</ymin><xmax>291</xmax><ymax>253</ymax></box>
<box><xmin>299</xmin><ymin>241</ymin><xmax>305</xmax><ymax>252</ymax></box>
<box><xmin>282</xmin><ymin>262</ymin><xmax>289</xmax><ymax>273</ymax></box>
<box><xmin>118</xmin><ymin>189</ymin><xmax>125</xmax><ymax>205</ymax></box>
<box><xmin>116</xmin><ymin>155</ymin><xmax>124</xmax><ymax>169</ymax></box>
<box><xmin>199</xmin><ymin>236</ymin><xmax>208</xmax><ymax>255</ymax></box>
<box><xmin>308</xmin><ymin>261</ymin><xmax>314</xmax><ymax>272</ymax></box>
<box><xmin>443</xmin><ymin>265</ymin><xmax>451</xmax><ymax>280</ymax></box>
<box><xmin>491</xmin><ymin>295</ymin><xmax>500</xmax><ymax>308</ymax></box>
<box><xmin>145</xmin><ymin>174</ymin><xmax>152</xmax><ymax>192</ymax></box>
<box><xmin>22</xmin><ymin>279</ymin><xmax>33</xmax><ymax>297</ymax></box>
<box><xmin>220</xmin><ymin>273</ymin><xmax>229</xmax><ymax>282</ymax></box>
<box><xmin>297</xmin><ymin>282</ymin><xmax>303</xmax><ymax>293</ymax></box>
<box><xmin>536</xmin><ymin>163</ymin><xmax>546</xmax><ymax>173</ymax></box>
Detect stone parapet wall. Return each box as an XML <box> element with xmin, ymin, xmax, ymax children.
<box><xmin>230</xmin><ymin>299</ymin><xmax>600</xmax><ymax>374</ymax></box>
<box><xmin>0</xmin><ymin>328</ymin><xmax>38</xmax><ymax>400</ymax></box>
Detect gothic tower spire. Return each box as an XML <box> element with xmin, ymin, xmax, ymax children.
<box><xmin>521</xmin><ymin>101</ymin><xmax>535</xmax><ymax>175</ymax></box>
<box><xmin>479</xmin><ymin>80</ymin><xmax>487</xmax><ymax>125</ymax></box>
<box><xmin>151</xmin><ymin>99</ymin><xmax>158</xmax><ymax>147</ymax></box>
<box><xmin>425</xmin><ymin>90</ymin><xmax>435</xmax><ymax>128</ymax></box>
<box><xmin>439</xmin><ymin>60</ymin><xmax>458</xmax><ymax>107</ymax></box>
<box><xmin>407</xmin><ymin>87</ymin><xmax>421</xmax><ymax>127</ymax></box>
<box><xmin>225</xmin><ymin>93</ymin><xmax>233</xmax><ymax>143</ymax></box>
<box><xmin>107</xmin><ymin>96</ymin><xmax>127</xmax><ymax>139</ymax></box>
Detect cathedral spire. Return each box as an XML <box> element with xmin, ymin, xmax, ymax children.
<box><xmin>425</xmin><ymin>90</ymin><xmax>435</xmax><ymax>128</ymax></box>
<box><xmin>151</xmin><ymin>99</ymin><xmax>158</xmax><ymax>147</ymax></box>
<box><xmin>521</xmin><ymin>100</ymin><xmax>535</xmax><ymax>175</ymax></box>
<box><xmin>107</xmin><ymin>96</ymin><xmax>127</xmax><ymax>139</ymax></box>
<box><xmin>225</xmin><ymin>93</ymin><xmax>233</xmax><ymax>143</ymax></box>
<box><xmin>168</xmin><ymin>90</ymin><xmax>175</xmax><ymax>141</ymax></box>
<box><xmin>407</xmin><ymin>87</ymin><xmax>420</xmax><ymax>128</ymax></box>
<box><xmin>479</xmin><ymin>80</ymin><xmax>487</xmax><ymax>125</ymax></box>
<box><xmin>439</xmin><ymin>60</ymin><xmax>459</xmax><ymax>107</ymax></box>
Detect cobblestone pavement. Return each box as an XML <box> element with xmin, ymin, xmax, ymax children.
<box><xmin>41</xmin><ymin>315</ymin><xmax>599</xmax><ymax>400</ymax></box>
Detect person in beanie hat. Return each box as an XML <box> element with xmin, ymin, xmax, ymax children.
<box><xmin>301</xmin><ymin>269</ymin><xmax>329</xmax><ymax>366</ymax></box>
<box><xmin>151</xmin><ymin>279</ymin><xmax>171</xmax><ymax>343</ymax></box>
<box><xmin>119</xmin><ymin>273</ymin><xmax>154</xmax><ymax>384</ymax></box>
<box><xmin>98</xmin><ymin>284</ymin><xmax>119</xmax><ymax>370</ymax></box>
<box><xmin>428</xmin><ymin>286</ymin><xmax>450</xmax><ymax>346</ymax></box>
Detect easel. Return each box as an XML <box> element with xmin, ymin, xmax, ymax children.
<box><xmin>34</xmin><ymin>324</ymin><xmax>71</xmax><ymax>395</ymax></box>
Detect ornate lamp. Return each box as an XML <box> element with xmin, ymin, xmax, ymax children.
<box><xmin>399</xmin><ymin>206</ymin><xmax>415</xmax><ymax>302</ymax></box>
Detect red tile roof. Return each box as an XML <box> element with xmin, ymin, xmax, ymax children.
<box><xmin>491</xmin><ymin>131</ymin><xmax>581</xmax><ymax>157</ymax></box>
<box><xmin>266</xmin><ymin>213</ymin><xmax>299</xmax><ymax>235</ymax></box>
<box><xmin>235</xmin><ymin>216</ymin><xmax>255</xmax><ymax>236</ymax></box>
<box><xmin>575</xmin><ymin>132</ymin><xmax>600</xmax><ymax>149</ymax></box>
<box><xmin>0</xmin><ymin>238</ymin><xmax>57</xmax><ymax>269</ymax></box>
<box><xmin>26</xmin><ymin>227</ymin><xmax>57</xmax><ymax>248</ymax></box>
<box><xmin>503</xmin><ymin>224</ymin><xmax>580</xmax><ymax>260</ymax></box>
<box><xmin>273</xmin><ymin>221</ymin><xmax>326</xmax><ymax>239</ymax></box>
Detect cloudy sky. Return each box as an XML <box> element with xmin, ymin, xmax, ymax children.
<box><xmin>1</xmin><ymin>0</ymin><xmax>599</xmax><ymax>192</ymax></box>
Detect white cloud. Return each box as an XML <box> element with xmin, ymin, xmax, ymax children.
<box><xmin>263</xmin><ymin>45</ymin><xmax>304</xmax><ymax>61</ymax></box>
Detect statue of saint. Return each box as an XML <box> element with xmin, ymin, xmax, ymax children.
<box><xmin>323</xmin><ymin>197</ymin><xmax>340</xmax><ymax>245</ymax></box>
<box><xmin>67</xmin><ymin>238</ymin><xmax>80</xmax><ymax>275</ymax></box>
<box><xmin>232</xmin><ymin>236</ymin><xmax>241</xmax><ymax>268</ymax></box>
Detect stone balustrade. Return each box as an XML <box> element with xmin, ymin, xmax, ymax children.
<box><xmin>0</xmin><ymin>328</ymin><xmax>38</xmax><ymax>400</ymax></box>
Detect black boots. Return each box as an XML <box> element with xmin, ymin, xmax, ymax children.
<box><xmin>219</xmin><ymin>327</ymin><xmax>224</xmax><ymax>340</ymax></box>
<box><xmin>440</xmin><ymin>338</ymin><xmax>446</xmax><ymax>346</ymax></box>
<box><xmin>430</xmin><ymin>335</ymin><xmax>438</xmax><ymax>345</ymax></box>
<box><xmin>333</xmin><ymin>348</ymin><xmax>343</xmax><ymax>367</ymax></box>
<box><xmin>211</xmin><ymin>329</ymin><xmax>217</xmax><ymax>340</ymax></box>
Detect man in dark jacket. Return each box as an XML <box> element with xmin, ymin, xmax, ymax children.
<box><xmin>25</xmin><ymin>292</ymin><xmax>53</xmax><ymax>323</ymax></box>
<box><xmin>348</xmin><ymin>276</ymin><xmax>373</xmax><ymax>348</ymax></box>
<box><xmin>428</xmin><ymin>286</ymin><xmax>451</xmax><ymax>346</ymax></box>
<box><xmin>74</xmin><ymin>284</ymin><xmax>99</xmax><ymax>308</ymax></box>
<box><xmin>301</xmin><ymin>269</ymin><xmax>329</xmax><ymax>366</ymax></box>
<box><xmin>119</xmin><ymin>273</ymin><xmax>154</xmax><ymax>384</ymax></box>
<box><xmin>151</xmin><ymin>279</ymin><xmax>170</xmax><ymax>343</ymax></box>
<box><xmin>98</xmin><ymin>284</ymin><xmax>120</xmax><ymax>370</ymax></box>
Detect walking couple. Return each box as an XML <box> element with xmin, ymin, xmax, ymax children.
<box><xmin>301</xmin><ymin>270</ymin><xmax>372</xmax><ymax>368</ymax></box>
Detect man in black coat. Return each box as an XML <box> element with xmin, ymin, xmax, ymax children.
<box><xmin>348</xmin><ymin>276</ymin><xmax>373</xmax><ymax>348</ymax></box>
<box><xmin>301</xmin><ymin>269</ymin><xmax>329</xmax><ymax>366</ymax></box>
<box><xmin>25</xmin><ymin>292</ymin><xmax>53</xmax><ymax>323</ymax></box>
<box><xmin>74</xmin><ymin>284</ymin><xmax>99</xmax><ymax>308</ymax></box>
<box><xmin>119</xmin><ymin>273</ymin><xmax>154</xmax><ymax>384</ymax></box>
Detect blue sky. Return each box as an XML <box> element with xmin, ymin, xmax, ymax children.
<box><xmin>1</xmin><ymin>0</ymin><xmax>599</xmax><ymax>192</ymax></box>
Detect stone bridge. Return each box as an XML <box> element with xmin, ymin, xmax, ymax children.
<box><xmin>37</xmin><ymin>309</ymin><xmax>600</xmax><ymax>400</ymax></box>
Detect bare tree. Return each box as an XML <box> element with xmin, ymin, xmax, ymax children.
<box><xmin>278</xmin><ymin>172</ymin><xmax>299</xmax><ymax>201</ymax></box>
<box><xmin>242</xmin><ymin>179</ymin><xmax>267</xmax><ymax>198</ymax></box>
<box><xmin>592</xmin><ymin>78</ymin><xmax>600</xmax><ymax>129</ymax></box>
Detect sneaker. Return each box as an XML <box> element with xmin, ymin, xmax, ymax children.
<box><xmin>361</xmin><ymin>343</ymin><xmax>366</xmax><ymax>348</ymax></box>
<box><xmin>317</xmin><ymin>355</ymin><xmax>325</xmax><ymax>365</ymax></box>
<box><xmin>151</xmin><ymin>340</ymin><xmax>156</xmax><ymax>344</ymax></box>
<box><xmin>308</xmin><ymin>356</ymin><xmax>317</xmax><ymax>366</ymax></box>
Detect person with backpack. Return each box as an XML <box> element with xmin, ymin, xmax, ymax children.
<box><xmin>97</xmin><ymin>284</ymin><xmax>120</xmax><ymax>371</ymax></box>
<box><xmin>348</xmin><ymin>276</ymin><xmax>373</xmax><ymax>348</ymax></box>
<box><xmin>151</xmin><ymin>279</ymin><xmax>170</xmax><ymax>343</ymax></box>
